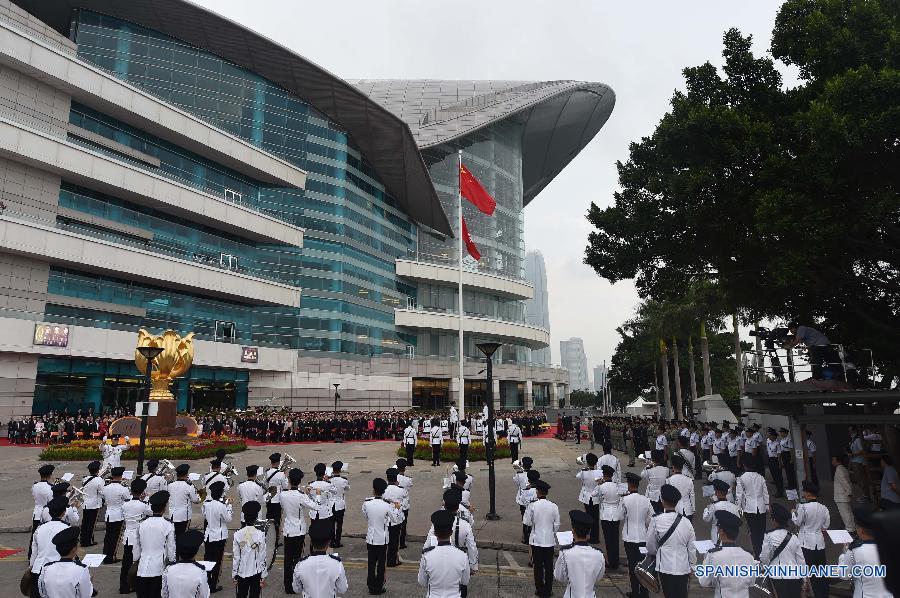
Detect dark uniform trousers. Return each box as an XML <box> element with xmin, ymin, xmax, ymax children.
<box><xmin>509</xmin><ymin>442</ymin><xmax>519</xmax><ymax>462</ymax></box>
<box><xmin>584</xmin><ymin>502</ymin><xmax>600</xmax><ymax>544</ymax></box>
<box><xmin>780</xmin><ymin>453</ymin><xmax>797</xmax><ymax>490</ymax></box>
<box><xmin>366</xmin><ymin>543</ymin><xmax>388</xmax><ymax>593</ymax></box>
<box><xmin>601</xmin><ymin>520</ymin><xmax>620</xmax><ymax>567</ymax></box>
<box><xmin>81</xmin><ymin>509</ymin><xmax>99</xmax><ymax>545</ymax></box>
<box><xmin>624</xmin><ymin>541</ymin><xmax>649</xmax><ymax>598</ymax></box>
<box><xmin>768</xmin><ymin>456</ymin><xmax>785</xmax><ymax>496</ymax></box>
<box><xmin>745</xmin><ymin>512</ymin><xmax>766</xmax><ymax>558</ymax></box>
<box><xmin>173</xmin><ymin>520</ymin><xmax>189</xmax><ymax>540</ymax></box>
<box><xmin>431</xmin><ymin>444</ymin><xmax>441</xmax><ymax>466</ymax></box>
<box><xmin>459</xmin><ymin>443</ymin><xmax>469</xmax><ymax>463</ymax></box>
<box><xmin>772</xmin><ymin>579</ymin><xmax>802</xmax><ymax>596</ymax></box>
<box><xmin>387</xmin><ymin>524</ymin><xmax>402</xmax><ymax>565</ymax></box>
<box><xmin>28</xmin><ymin>519</ymin><xmax>39</xmax><ymax>558</ymax></box>
<box><xmin>659</xmin><ymin>572</ymin><xmax>688</xmax><ymax>598</ymax></box>
<box><xmin>405</xmin><ymin>445</ymin><xmax>415</xmax><ymax>466</ymax></box>
<box><xmin>265</xmin><ymin>503</ymin><xmax>282</xmax><ymax>537</ymax></box>
<box><xmin>651</xmin><ymin>500</ymin><xmax>662</xmax><ymax>515</ymax></box>
<box><xmin>135</xmin><ymin>575</ymin><xmax>163</xmax><ymax>598</ymax></box>
<box><xmin>282</xmin><ymin>535</ymin><xmax>304</xmax><ymax>593</ymax></box>
<box><xmin>102</xmin><ymin>520</ymin><xmax>123</xmax><ymax>562</ymax></box>
<box><xmin>204</xmin><ymin>538</ymin><xmax>226</xmax><ymax>590</ymax></box>
<box><xmin>520</xmin><ymin>506</ymin><xmax>530</xmax><ymax>544</ymax></box>
<box><xmin>119</xmin><ymin>544</ymin><xmax>135</xmax><ymax>592</ymax></box>
<box><xmin>803</xmin><ymin>548</ymin><xmax>829</xmax><ymax>598</ymax></box>
<box><xmin>332</xmin><ymin>509</ymin><xmax>345</xmax><ymax>546</ymax></box>
<box><xmin>399</xmin><ymin>510</ymin><xmax>409</xmax><ymax>548</ymax></box>
<box><xmin>532</xmin><ymin>546</ymin><xmax>554</xmax><ymax>598</ymax></box>
<box><xmin>236</xmin><ymin>573</ymin><xmax>262</xmax><ymax>598</ymax></box>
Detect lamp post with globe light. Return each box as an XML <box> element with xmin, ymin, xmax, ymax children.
<box><xmin>476</xmin><ymin>341</ymin><xmax>502</xmax><ymax>520</ymax></box>
<box><xmin>135</xmin><ymin>345</ymin><xmax>164</xmax><ymax>475</ymax></box>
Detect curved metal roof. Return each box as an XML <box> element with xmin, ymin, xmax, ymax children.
<box><xmin>349</xmin><ymin>79</ymin><xmax>616</xmax><ymax>205</ymax></box>
<box><xmin>12</xmin><ymin>0</ymin><xmax>453</xmax><ymax>234</ymax></box>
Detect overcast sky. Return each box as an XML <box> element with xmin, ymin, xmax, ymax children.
<box><xmin>196</xmin><ymin>0</ymin><xmax>791</xmax><ymax>372</ymax></box>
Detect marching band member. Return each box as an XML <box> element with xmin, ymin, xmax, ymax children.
<box><xmin>395</xmin><ymin>459</ymin><xmax>413</xmax><ymax>549</ymax></box>
<box><xmin>232</xmin><ymin>501</ymin><xmax>268</xmax><ymax>598</ymax></box>
<box><xmin>308</xmin><ymin>463</ymin><xmax>335</xmax><ymax>525</ymax></box>
<box><xmin>40</xmin><ymin>483</ymin><xmax>79</xmax><ymax>525</ymax></box>
<box><xmin>429</xmin><ymin>418</ymin><xmax>443</xmax><ymax>466</ymax></box>
<box><xmin>576</xmin><ymin>453</ymin><xmax>602</xmax><ymax>544</ymax></box>
<box><xmin>384</xmin><ymin>468</ymin><xmax>408</xmax><ymax>568</ymax></box>
<box><xmin>759</xmin><ymin>503</ymin><xmax>805</xmax><ymax>596</ymax></box>
<box><xmin>168</xmin><ymin>464</ymin><xmax>199</xmax><ymax>540</ymax></box>
<box><xmin>641</xmin><ymin>450</ymin><xmax>668</xmax><ymax>514</ymax></box>
<box><xmin>665</xmin><ymin>456</ymin><xmax>695</xmax><ymax>522</ymax></box>
<box><xmin>238</xmin><ymin>465</ymin><xmax>265</xmax><ymax>524</ymax></box>
<box><xmin>423</xmin><ymin>489</ymin><xmax>478</xmax><ymax>583</ymax></box>
<box><xmin>142</xmin><ymin>459</ymin><xmax>170</xmax><ymax>496</ymax></box>
<box><xmin>362</xmin><ymin>478</ymin><xmax>404</xmax><ymax>595</ymax></box>
<box><xmin>655</xmin><ymin>425</ymin><xmax>668</xmax><ymax>458</ymax></box>
<box><xmin>162</xmin><ymin>529</ymin><xmax>209</xmax><ymax>598</ymax></box>
<box><xmin>645</xmin><ymin>484</ymin><xmax>696</xmax><ymax>598</ymax></box>
<box><xmin>120</xmin><ymin>478</ymin><xmax>152</xmax><ymax>593</ymax></box>
<box><xmin>329</xmin><ymin>461</ymin><xmax>349</xmax><ymax>548</ymax></box>
<box><xmin>292</xmin><ymin>519</ymin><xmax>348</xmax><ymax>598</ymax></box>
<box><xmin>523</xmin><ymin>480</ymin><xmax>559</xmax><ymax>598</ymax></box>
<box><xmin>202</xmin><ymin>481</ymin><xmax>232</xmax><ymax>593</ymax></box>
<box><xmin>32</xmin><ymin>464</ymin><xmax>55</xmax><ymax>535</ymax></box>
<box><xmin>675</xmin><ymin>436</ymin><xmax>696</xmax><ymax>480</ymax></box>
<box><xmin>133</xmin><ymin>490</ymin><xmax>177</xmax><ymax>598</ymax></box>
<box><xmin>838</xmin><ymin>505</ymin><xmax>891</xmax><ymax>598</ymax></box>
<box><xmin>449</xmin><ymin>402</ymin><xmax>459</xmax><ymax>441</ymax></box>
<box><xmin>101</xmin><ymin>436</ymin><xmax>129</xmax><ymax>468</ymax></box>
<box><xmin>203</xmin><ymin>460</ymin><xmax>230</xmax><ymax>497</ymax></box>
<box><xmin>702</xmin><ymin>479</ymin><xmax>740</xmax><ymax>543</ymax></box>
<box><xmin>736</xmin><ymin>456</ymin><xmax>768</xmax><ymax>558</ymax></box>
<box><xmin>792</xmin><ymin>480</ymin><xmax>830</xmax><ymax>598</ymax></box>
<box><xmin>30</xmin><ymin>497</ymin><xmax>69</xmax><ymax>598</ymax></box>
<box><xmin>263</xmin><ymin>453</ymin><xmax>288</xmax><ymax>537</ymax></box>
<box><xmin>514</xmin><ymin>457</ymin><xmax>534</xmax><ymax>540</ymax></box>
<box><xmin>707</xmin><ymin>463</ymin><xmax>736</xmax><ymax>504</ymax></box>
<box><xmin>553</xmin><ymin>510</ymin><xmax>605</xmax><ymax>598</ymax></box>
<box><xmin>280</xmin><ymin>468</ymin><xmax>319</xmax><ymax>594</ymax></box>
<box><xmin>507</xmin><ymin>419</ymin><xmax>522</xmax><ymax>463</ymax></box>
<box><xmin>37</xmin><ymin>526</ymin><xmax>93</xmax><ymax>598</ymax></box>
<box><xmin>80</xmin><ymin>461</ymin><xmax>104</xmax><ymax>547</ymax></box>
<box><xmin>456</xmin><ymin>419</ymin><xmax>471</xmax><ymax>464</ymax></box>
<box><xmin>418</xmin><ymin>510</ymin><xmax>470</xmax><ymax>598</ymax></box>
<box><xmin>100</xmin><ymin>466</ymin><xmax>131</xmax><ymax>564</ymax></box>
<box><xmin>519</xmin><ymin>469</ymin><xmax>540</xmax><ymax>545</ymax></box>
<box><xmin>598</xmin><ymin>443</ymin><xmax>622</xmax><ymax>483</ymax></box>
<box><xmin>697</xmin><ymin>511</ymin><xmax>757</xmax><ymax>597</ymax></box>
<box><xmin>622</xmin><ymin>472</ymin><xmax>653</xmax><ymax>598</ymax></box>
<box><xmin>700</xmin><ymin>425</ymin><xmax>714</xmax><ymax>465</ymax></box>
<box><xmin>402</xmin><ymin>420</ymin><xmax>418</xmax><ymax>466</ymax></box>
<box><xmin>454</xmin><ymin>459</ymin><xmax>474</xmax><ymax>492</ymax></box>
<box><xmin>592</xmin><ymin>464</ymin><xmax>623</xmax><ymax>568</ymax></box>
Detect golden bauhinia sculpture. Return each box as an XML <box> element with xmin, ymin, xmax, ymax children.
<box><xmin>135</xmin><ymin>329</ymin><xmax>195</xmax><ymax>401</ymax></box>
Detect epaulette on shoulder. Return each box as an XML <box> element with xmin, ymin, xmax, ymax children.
<box><xmin>455</xmin><ymin>545</ymin><xmax>466</xmax><ymax>553</ymax></box>
<box><xmin>591</xmin><ymin>545</ymin><xmax>603</xmax><ymax>552</ymax></box>
<box><xmin>848</xmin><ymin>539</ymin><xmax>863</xmax><ymax>550</ymax></box>
<box><xmin>364</xmin><ymin>497</ymin><xmax>374</xmax><ymax>501</ymax></box>
<box><xmin>329</xmin><ymin>554</ymin><xmax>342</xmax><ymax>561</ymax></box>
<box><xmin>298</xmin><ymin>555</ymin><xmax>310</xmax><ymax>563</ymax></box>
<box><xmin>422</xmin><ymin>546</ymin><xmax>436</xmax><ymax>554</ymax></box>
<box><xmin>559</xmin><ymin>543</ymin><xmax>574</xmax><ymax>551</ymax></box>
<box><xmin>707</xmin><ymin>546</ymin><xmax>723</xmax><ymax>553</ymax></box>
<box><xmin>192</xmin><ymin>562</ymin><xmax>205</xmax><ymax>570</ymax></box>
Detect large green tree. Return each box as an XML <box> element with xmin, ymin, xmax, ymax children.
<box><xmin>586</xmin><ymin>1</ymin><xmax>899</xmax><ymax>383</ymax></box>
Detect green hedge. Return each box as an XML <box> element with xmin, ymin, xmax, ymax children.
<box><xmin>396</xmin><ymin>440</ymin><xmax>510</xmax><ymax>461</ymax></box>
<box><xmin>39</xmin><ymin>439</ymin><xmax>247</xmax><ymax>461</ymax></box>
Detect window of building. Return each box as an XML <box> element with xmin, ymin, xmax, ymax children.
<box><xmin>223</xmin><ymin>188</ymin><xmax>243</xmax><ymax>204</ymax></box>
<box><xmin>216</xmin><ymin>320</ymin><xmax>237</xmax><ymax>342</ymax></box>
<box><xmin>500</xmin><ymin>380</ymin><xmax>525</xmax><ymax>409</ymax></box>
<box><xmin>412</xmin><ymin>378</ymin><xmax>449</xmax><ymax>411</ymax></box>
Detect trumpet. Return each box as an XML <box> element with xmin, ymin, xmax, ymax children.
<box><xmin>277</xmin><ymin>454</ymin><xmax>296</xmax><ymax>473</ymax></box>
<box><xmin>702</xmin><ymin>458</ymin><xmax>725</xmax><ymax>473</ymax></box>
<box><xmin>97</xmin><ymin>462</ymin><xmax>112</xmax><ymax>481</ymax></box>
<box><xmin>222</xmin><ymin>463</ymin><xmax>238</xmax><ymax>486</ymax></box>
<box><xmin>155</xmin><ymin>459</ymin><xmax>176</xmax><ymax>483</ymax></box>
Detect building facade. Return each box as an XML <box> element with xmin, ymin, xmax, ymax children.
<box><xmin>0</xmin><ymin>0</ymin><xmax>614</xmax><ymax>417</ymax></box>
<box><xmin>524</xmin><ymin>250</ymin><xmax>551</xmax><ymax>366</ymax></box>
<box><xmin>560</xmin><ymin>338</ymin><xmax>591</xmax><ymax>392</ymax></box>
<box><xmin>593</xmin><ymin>362</ymin><xmax>607</xmax><ymax>394</ymax></box>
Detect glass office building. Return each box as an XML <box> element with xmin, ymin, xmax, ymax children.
<box><xmin>0</xmin><ymin>0</ymin><xmax>614</xmax><ymax>416</ymax></box>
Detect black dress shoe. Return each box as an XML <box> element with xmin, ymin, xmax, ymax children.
<box><xmin>211</xmin><ymin>587</ymin><xmax>223</xmax><ymax>593</ymax></box>
<box><xmin>369</xmin><ymin>589</ymin><xmax>387</xmax><ymax>595</ymax></box>
<box><xmin>399</xmin><ymin>544</ymin><xmax>408</xmax><ymax>549</ymax></box>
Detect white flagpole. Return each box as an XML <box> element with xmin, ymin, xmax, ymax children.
<box><xmin>457</xmin><ymin>150</ymin><xmax>466</xmax><ymax>425</ymax></box>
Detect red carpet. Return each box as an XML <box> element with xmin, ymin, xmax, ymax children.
<box><xmin>0</xmin><ymin>549</ymin><xmax>22</xmax><ymax>559</ymax></box>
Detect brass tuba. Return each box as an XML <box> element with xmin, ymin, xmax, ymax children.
<box><xmin>156</xmin><ymin>459</ymin><xmax>176</xmax><ymax>483</ymax></box>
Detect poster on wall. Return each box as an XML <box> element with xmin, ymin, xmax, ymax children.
<box><xmin>33</xmin><ymin>323</ymin><xmax>70</xmax><ymax>347</ymax></box>
<box><xmin>241</xmin><ymin>346</ymin><xmax>258</xmax><ymax>363</ymax></box>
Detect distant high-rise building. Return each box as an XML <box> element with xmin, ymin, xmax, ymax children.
<box><xmin>525</xmin><ymin>251</ymin><xmax>551</xmax><ymax>365</ymax></box>
<box><xmin>560</xmin><ymin>338</ymin><xmax>590</xmax><ymax>391</ymax></box>
<box><xmin>594</xmin><ymin>362</ymin><xmax>608</xmax><ymax>393</ymax></box>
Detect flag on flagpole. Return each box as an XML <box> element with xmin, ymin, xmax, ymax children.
<box><xmin>461</xmin><ymin>217</ymin><xmax>480</xmax><ymax>261</ymax></box>
<box><xmin>459</xmin><ymin>164</ymin><xmax>496</xmax><ymax>215</ymax></box>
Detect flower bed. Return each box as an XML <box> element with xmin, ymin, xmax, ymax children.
<box><xmin>39</xmin><ymin>436</ymin><xmax>246</xmax><ymax>461</ymax></box>
<box><xmin>396</xmin><ymin>440</ymin><xmax>510</xmax><ymax>462</ymax></box>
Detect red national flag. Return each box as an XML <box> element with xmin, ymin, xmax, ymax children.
<box><xmin>461</xmin><ymin>217</ymin><xmax>481</xmax><ymax>261</ymax></box>
<box><xmin>459</xmin><ymin>163</ymin><xmax>496</xmax><ymax>215</ymax></box>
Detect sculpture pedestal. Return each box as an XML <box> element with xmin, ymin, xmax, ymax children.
<box><xmin>147</xmin><ymin>400</ymin><xmax>178</xmax><ymax>437</ymax></box>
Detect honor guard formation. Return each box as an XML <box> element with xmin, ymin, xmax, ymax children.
<box><xmin>20</xmin><ymin>409</ymin><xmax>894</xmax><ymax>598</ymax></box>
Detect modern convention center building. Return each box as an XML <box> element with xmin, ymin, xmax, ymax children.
<box><xmin>0</xmin><ymin>0</ymin><xmax>614</xmax><ymax>417</ymax></box>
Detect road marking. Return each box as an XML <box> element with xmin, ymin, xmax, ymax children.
<box><xmin>500</xmin><ymin>550</ymin><xmax>528</xmax><ymax>578</ymax></box>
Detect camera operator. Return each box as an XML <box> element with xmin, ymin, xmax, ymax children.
<box><xmin>785</xmin><ymin>321</ymin><xmax>834</xmax><ymax>380</ymax></box>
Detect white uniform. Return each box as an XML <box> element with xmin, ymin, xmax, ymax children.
<box><xmin>37</xmin><ymin>558</ymin><xmax>94</xmax><ymax>598</ymax></box>
<box><xmin>598</xmin><ymin>453</ymin><xmax>622</xmax><ymax>483</ymax></box>
<box><xmin>361</xmin><ymin>497</ymin><xmax>403</xmax><ymax>545</ymax></box>
<box><xmin>838</xmin><ymin>540</ymin><xmax>892</xmax><ymax>598</ymax></box>
<box><xmin>382</xmin><ymin>484</ymin><xmax>408</xmax><ymax>523</ymax></box>
<box><xmin>162</xmin><ymin>561</ymin><xmax>210</xmax><ymax>598</ymax></box>
<box><xmin>330</xmin><ymin>476</ymin><xmax>349</xmax><ymax>512</ymax></box>
<box><xmin>29</xmin><ymin>520</ymin><xmax>68</xmax><ymax>573</ymax></box>
<box><xmin>621</xmin><ymin>492</ymin><xmax>654</xmax><ymax>543</ymax></box>
<box><xmin>677</xmin><ymin>448</ymin><xmax>697</xmax><ymax>479</ymax></box>
<box><xmin>133</xmin><ymin>515</ymin><xmax>176</xmax><ymax>577</ymax></box>
<box><xmin>702</xmin><ymin>499</ymin><xmax>741</xmax><ymax>542</ymax></box>
<box><xmin>263</xmin><ymin>468</ymin><xmax>288</xmax><ymax>504</ymax></box>
<box><xmin>697</xmin><ymin>544</ymin><xmax>758</xmax><ymax>597</ymax></box>
<box><xmin>645</xmin><ymin>512</ymin><xmax>696</xmax><ymax>575</ymax></box>
<box><xmin>576</xmin><ymin>468</ymin><xmax>601</xmax><ymax>505</ymax></box>
<box><xmin>455</xmin><ymin>425</ymin><xmax>470</xmax><ymax>446</ymax></box>
<box><xmin>292</xmin><ymin>552</ymin><xmax>349</xmax><ymax>597</ymax></box>
<box><xmin>280</xmin><ymin>489</ymin><xmax>318</xmax><ymax>538</ymax></box>
<box><xmin>122</xmin><ymin>498</ymin><xmax>152</xmax><ymax>547</ymax></box>
<box><xmin>418</xmin><ymin>543</ymin><xmax>470</xmax><ymax>598</ymax></box>
<box><xmin>666</xmin><ymin>473</ymin><xmax>695</xmax><ymax>517</ymax></box>
<box><xmin>430</xmin><ymin>427</ymin><xmax>443</xmax><ymax>446</ymax></box>
<box><xmin>424</xmin><ymin>513</ymin><xmax>478</xmax><ymax>571</ymax></box>
<box><xmin>736</xmin><ymin>471</ymin><xmax>769</xmax><ymax>515</ymax></box>
<box><xmin>40</xmin><ymin>505</ymin><xmax>80</xmax><ymax>525</ymax></box>
<box><xmin>593</xmin><ymin>480</ymin><xmax>624</xmax><ymax>521</ymax></box>
<box><xmin>554</xmin><ymin>542</ymin><xmax>605</xmax><ymax>598</ymax></box>
<box><xmin>202</xmin><ymin>471</ymin><xmax>230</xmax><ymax>496</ymax></box>
<box><xmin>641</xmin><ymin>465</ymin><xmax>668</xmax><ymax>503</ymax></box>
<box><xmin>32</xmin><ymin>481</ymin><xmax>53</xmax><ymax>521</ymax></box>
<box><xmin>791</xmin><ymin>501</ymin><xmax>829</xmax><ymax>550</ymax></box>
<box><xmin>167</xmin><ymin>480</ymin><xmax>199</xmax><ymax>523</ymax></box>
<box><xmin>404</xmin><ymin>425</ymin><xmax>418</xmax><ymax>447</ymax></box>
<box><xmin>707</xmin><ymin>470</ymin><xmax>736</xmax><ymax>503</ymax></box>
<box><xmin>81</xmin><ymin>475</ymin><xmax>105</xmax><ymax>510</ymax></box>
<box><xmin>523</xmin><ymin>498</ymin><xmax>560</xmax><ymax>547</ymax></box>
<box><xmin>449</xmin><ymin>406</ymin><xmax>458</xmax><ymax>424</ymax></box>
<box><xmin>232</xmin><ymin>525</ymin><xmax>267</xmax><ymax>580</ymax></box>
<box><xmin>202</xmin><ymin>499</ymin><xmax>233</xmax><ymax>542</ymax></box>
<box><xmin>101</xmin><ymin>483</ymin><xmax>132</xmax><ymax>523</ymax></box>
<box><xmin>307</xmin><ymin>480</ymin><xmax>336</xmax><ymax>521</ymax></box>
<box><xmin>655</xmin><ymin>434</ymin><xmax>668</xmax><ymax>451</ymax></box>
<box><xmin>104</xmin><ymin>443</ymin><xmax>127</xmax><ymax>468</ymax></box>
<box><xmin>237</xmin><ymin>480</ymin><xmax>265</xmax><ymax>522</ymax></box>
<box><xmin>508</xmin><ymin>424</ymin><xmax>522</xmax><ymax>445</ymax></box>
<box><xmin>142</xmin><ymin>473</ymin><xmax>169</xmax><ymax>497</ymax></box>
<box><xmin>759</xmin><ymin>529</ymin><xmax>805</xmax><ymax>578</ymax></box>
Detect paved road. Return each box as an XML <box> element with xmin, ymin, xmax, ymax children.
<box><xmin>0</xmin><ymin>436</ymin><xmax>854</xmax><ymax>596</ymax></box>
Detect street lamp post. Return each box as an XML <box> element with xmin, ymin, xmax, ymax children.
<box><xmin>333</xmin><ymin>383</ymin><xmax>342</xmax><ymax>443</ymax></box>
<box><xmin>476</xmin><ymin>341</ymin><xmax>502</xmax><ymax>521</ymax></box>
<box><xmin>136</xmin><ymin>345</ymin><xmax>164</xmax><ymax>475</ymax></box>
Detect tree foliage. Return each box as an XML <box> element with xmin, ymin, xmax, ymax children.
<box><xmin>585</xmin><ymin>1</ymin><xmax>899</xmax><ymax>382</ymax></box>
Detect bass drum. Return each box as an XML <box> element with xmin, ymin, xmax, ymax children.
<box><xmin>749</xmin><ymin>576</ymin><xmax>777</xmax><ymax>598</ymax></box>
<box><xmin>634</xmin><ymin>555</ymin><xmax>661</xmax><ymax>594</ymax></box>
